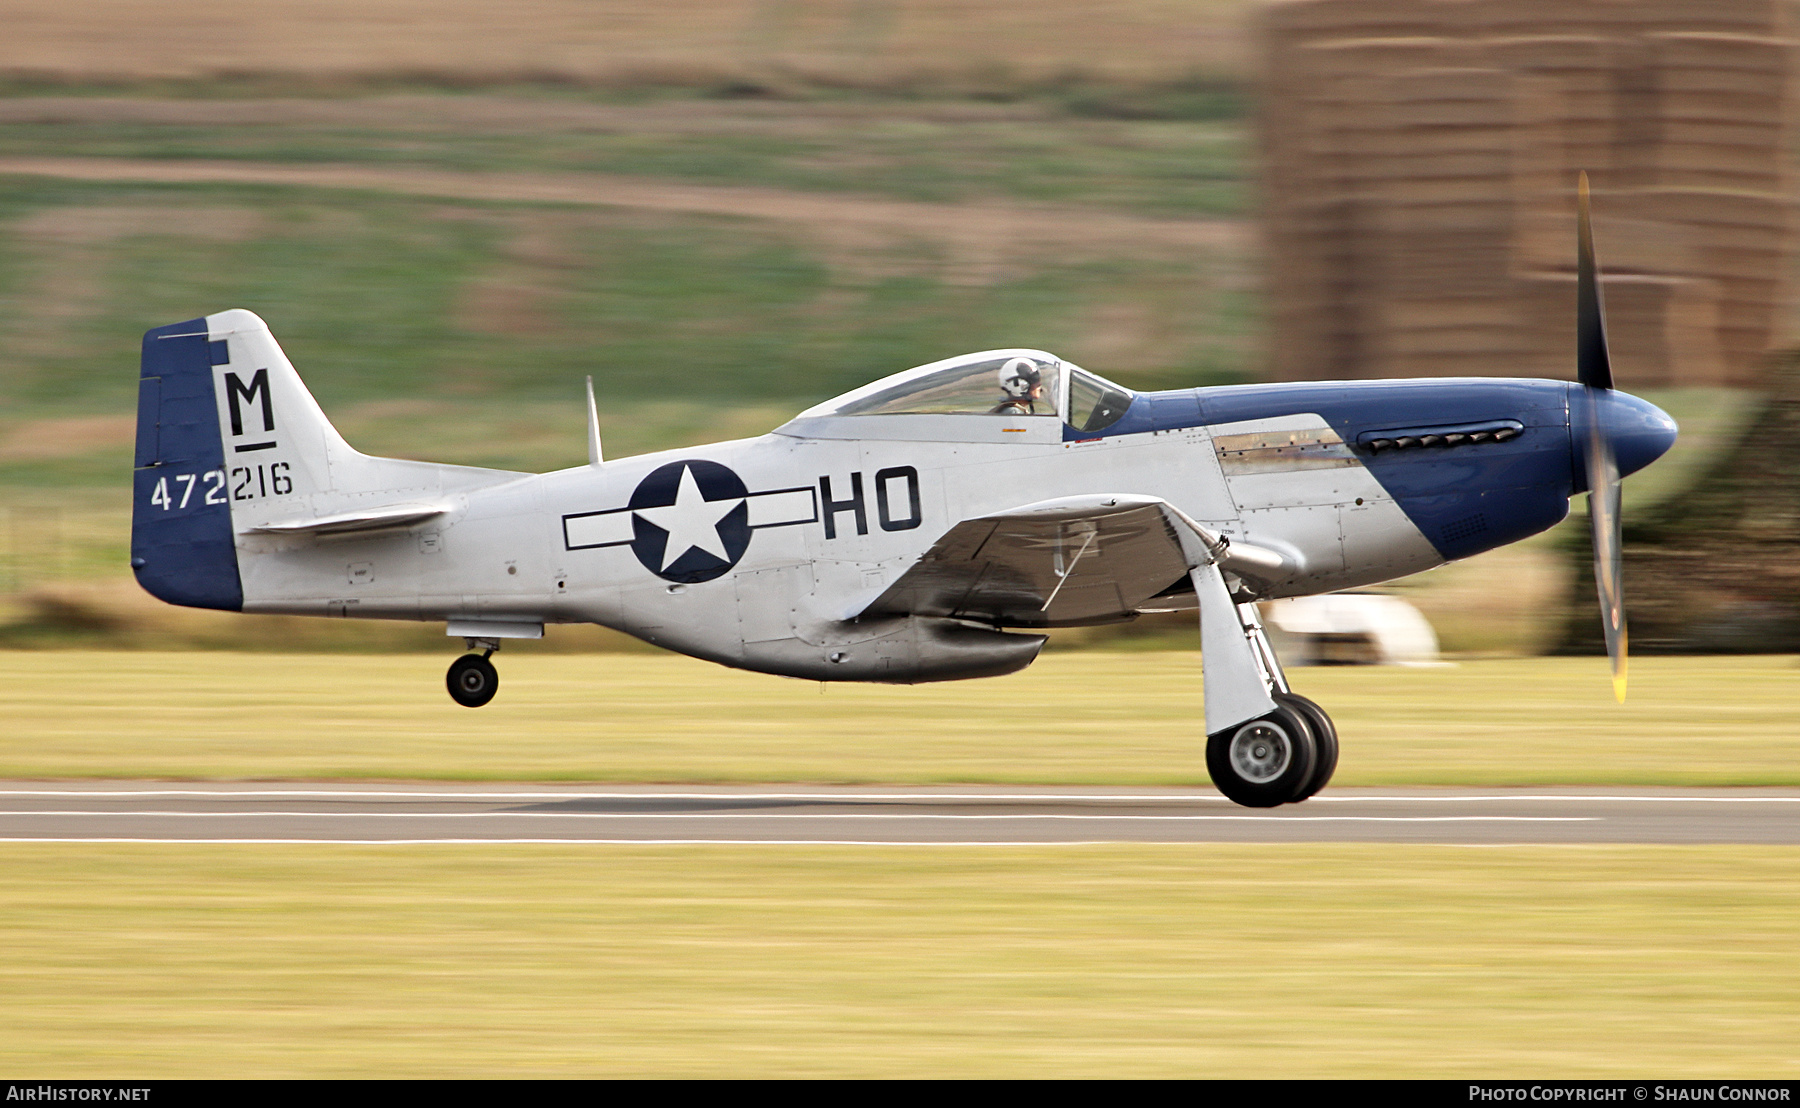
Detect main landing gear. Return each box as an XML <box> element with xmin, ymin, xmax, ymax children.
<box><xmin>1206</xmin><ymin>692</ymin><xmax>1338</xmax><ymax>808</ymax></box>
<box><xmin>447</xmin><ymin>637</ymin><xmax>500</xmax><ymax>708</ymax></box>
<box><xmin>1203</xmin><ymin>599</ymin><xmax>1339</xmax><ymax>808</ymax></box>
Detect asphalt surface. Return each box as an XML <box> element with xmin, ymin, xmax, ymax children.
<box><xmin>3</xmin><ymin>783</ymin><xmax>1800</xmax><ymax>844</ymax></box>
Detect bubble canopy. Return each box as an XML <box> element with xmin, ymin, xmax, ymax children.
<box><xmin>795</xmin><ymin>349</ymin><xmax>1135</xmax><ymax>434</ymax></box>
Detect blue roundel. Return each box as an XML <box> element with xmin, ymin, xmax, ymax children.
<box><xmin>627</xmin><ymin>460</ymin><xmax>751</xmax><ymax>583</ymax></box>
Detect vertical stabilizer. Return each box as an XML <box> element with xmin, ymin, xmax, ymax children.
<box><xmin>130</xmin><ymin>307</ymin><xmax>360</xmax><ymax>611</ymax></box>
<box><xmin>132</xmin><ymin>308</ymin><xmax>528</xmax><ymax>615</ymax></box>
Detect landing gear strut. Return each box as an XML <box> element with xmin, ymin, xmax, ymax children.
<box><xmin>447</xmin><ymin>637</ymin><xmax>500</xmax><ymax>708</ymax></box>
<box><xmin>1202</xmin><ymin>597</ymin><xmax>1339</xmax><ymax>807</ymax></box>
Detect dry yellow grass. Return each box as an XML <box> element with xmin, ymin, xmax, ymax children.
<box><xmin>5</xmin><ymin>650</ymin><xmax>1798</xmax><ymax>784</ymax></box>
<box><xmin>1</xmin><ymin>844</ymin><xmax>1797</xmax><ymax>1076</ymax></box>
<box><xmin>0</xmin><ymin>1</ymin><xmax>1254</xmax><ymax>84</ymax></box>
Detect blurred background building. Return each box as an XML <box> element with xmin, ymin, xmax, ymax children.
<box><xmin>1263</xmin><ymin>592</ymin><xmax>1445</xmax><ymax>664</ymax></box>
<box><xmin>1261</xmin><ymin>0</ymin><xmax>1797</xmax><ymax>388</ymax></box>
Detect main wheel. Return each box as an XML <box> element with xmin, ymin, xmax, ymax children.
<box><xmin>1278</xmin><ymin>692</ymin><xmax>1339</xmax><ymax>802</ymax></box>
<box><xmin>1205</xmin><ymin>704</ymin><xmax>1318</xmax><ymax>808</ymax></box>
<box><xmin>446</xmin><ymin>653</ymin><xmax>499</xmax><ymax>708</ymax></box>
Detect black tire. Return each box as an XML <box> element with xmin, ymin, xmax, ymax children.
<box><xmin>1205</xmin><ymin>704</ymin><xmax>1317</xmax><ymax>808</ymax></box>
<box><xmin>1278</xmin><ymin>692</ymin><xmax>1339</xmax><ymax>802</ymax></box>
<box><xmin>447</xmin><ymin>654</ymin><xmax>499</xmax><ymax>708</ymax></box>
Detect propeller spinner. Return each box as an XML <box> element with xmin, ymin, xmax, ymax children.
<box><xmin>1576</xmin><ymin>172</ymin><xmax>1627</xmax><ymax>701</ymax></box>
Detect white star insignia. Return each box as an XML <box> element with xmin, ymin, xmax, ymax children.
<box><xmin>633</xmin><ymin>464</ymin><xmax>742</xmax><ymax>571</ymax></box>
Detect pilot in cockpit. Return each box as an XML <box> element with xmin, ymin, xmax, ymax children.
<box><xmin>990</xmin><ymin>357</ymin><xmax>1046</xmax><ymax>416</ymax></box>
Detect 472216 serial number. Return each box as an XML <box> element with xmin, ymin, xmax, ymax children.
<box><xmin>146</xmin><ymin>462</ymin><xmax>292</xmax><ymax>511</ymax></box>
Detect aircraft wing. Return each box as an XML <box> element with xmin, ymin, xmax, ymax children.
<box><xmin>859</xmin><ymin>493</ymin><xmax>1289</xmax><ymax>628</ymax></box>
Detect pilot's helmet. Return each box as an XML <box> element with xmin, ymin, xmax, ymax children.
<box><xmin>998</xmin><ymin>358</ymin><xmax>1043</xmax><ymax>399</ymax></box>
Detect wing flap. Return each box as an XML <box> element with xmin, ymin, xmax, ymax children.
<box><xmin>863</xmin><ymin>494</ymin><xmax>1267</xmax><ymax>628</ymax></box>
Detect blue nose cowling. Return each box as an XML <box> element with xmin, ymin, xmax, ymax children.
<box><xmin>1603</xmin><ymin>390</ymin><xmax>1680</xmax><ymax>479</ymax></box>
<box><xmin>1569</xmin><ymin>387</ymin><xmax>1679</xmax><ymax>493</ymax></box>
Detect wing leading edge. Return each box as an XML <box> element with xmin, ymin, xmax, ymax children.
<box><xmin>859</xmin><ymin>494</ymin><xmax>1294</xmax><ymax>628</ymax></box>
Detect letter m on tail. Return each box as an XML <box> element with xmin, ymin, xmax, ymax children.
<box><xmin>226</xmin><ymin>368</ymin><xmax>275</xmax><ymax>438</ymax></box>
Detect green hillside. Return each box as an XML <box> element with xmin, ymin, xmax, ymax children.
<box><xmin>0</xmin><ymin>98</ymin><xmax>1257</xmax><ymax>426</ymax></box>
<box><xmin>0</xmin><ymin>91</ymin><xmax>1258</xmax><ymax>646</ymax></box>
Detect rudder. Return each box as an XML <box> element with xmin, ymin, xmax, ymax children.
<box><xmin>131</xmin><ymin>317</ymin><xmax>243</xmax><ymax>610</ymax></box>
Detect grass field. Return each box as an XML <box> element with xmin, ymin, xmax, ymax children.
<box><xmin>0</xmin><ymin>183</ymin><xmax>1242</xmax><ymax>419</ymax></box>
<box><xmin>0</xmin><ymin>170</ymin><xmax>1252</xmax><ymax>420</ymax></box>
<box><xmin>2</xmin><ymin>844</ymin><xmax>1797</xmax><ymax>1077</ymax></box>
<box><xmin>0</xmin><ymin>1</ymin><xmax>1258</xmax><ymax>89</ymax></box>
<box><xmin>0</xmin><ymin>103</ymin><xmax>1251</xmax><ymax>215</ymax></box>
<box><xmin>7</xmin><ymin>651</ymin><xmax>1799</xmax><ymax>784</ymax></box>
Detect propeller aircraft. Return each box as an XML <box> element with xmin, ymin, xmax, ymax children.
<box><xmin>128</xmin><ymin>175</ymin><xmax>1675</xmax><ymax>807</ymax></box>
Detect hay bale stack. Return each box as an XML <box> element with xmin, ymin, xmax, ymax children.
<box><xmin>1260</xmin><ymin>0</ymin><xmax>1796</xmax><ymax>388</ymax></box>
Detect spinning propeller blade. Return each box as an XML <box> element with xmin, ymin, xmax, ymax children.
<box><xmin>1577</xmin><ymin>172</ymin><xmax>1627</xmax><ymax>701</ymax></box>
<box><xmin>1577</xmin><ymin>172</ymin><xmax>1613</xmax><ymax>392</ymax></box>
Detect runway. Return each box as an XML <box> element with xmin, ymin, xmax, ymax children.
<box><xmin>3</xmin><ymin>783</ymin><xmax>1800</xmax><ymax>844</ymax></box>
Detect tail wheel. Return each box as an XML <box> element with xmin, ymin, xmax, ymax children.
<box><xmin>1278</xmin><ymin>692</ymin><xmax>1339</xmax><ymax>802</ymax></box>
<box><xmin>446</xmin><ymin>653</ymin><xmax>499</xmax><ymax>708</ymax></box>
<box><xmin>1205</xmin><ymin>704</ymin><xmax>1318</xmax><ymax>808</ymax></box>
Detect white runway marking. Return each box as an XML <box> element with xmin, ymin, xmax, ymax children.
<box><xmin>0</xmin><ymin>839</ymin><xmax>1294</xmax><ymax>846</ymax></box>
<box><xmin>0</xmin><ymin>789</ymin><xmax>1255</xmax><ymax>801</ymax></box>
<box><xmin>0</xmin><ymin>810</ymin><xmax>1598</xmax><ymax>823</ymax></box>
<box><xmin>1312</xmin><ymin>794</ymin><xmax>1800</xmax><ymax>804</ymax></box>
<box><xmin>1</xmin><ymin>788</ymin><xmax>1796</xmax><ymax>803</ymax></box>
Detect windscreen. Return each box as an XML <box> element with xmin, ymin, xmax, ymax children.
<box><xmin>829</xmin><ymin>355</ymin><xmax>1064</xmax><ymax>418</ymax></box>
<box><xmin>1066</xmin><ymin>368</ymin><xmax>1134</xmax><ymax>433</ymax></box>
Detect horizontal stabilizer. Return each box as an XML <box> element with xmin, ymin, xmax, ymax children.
<box><xmin>249</xmin><ymin>503</ymin><xmax>447</xmax><ymax>535</ymax></box>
